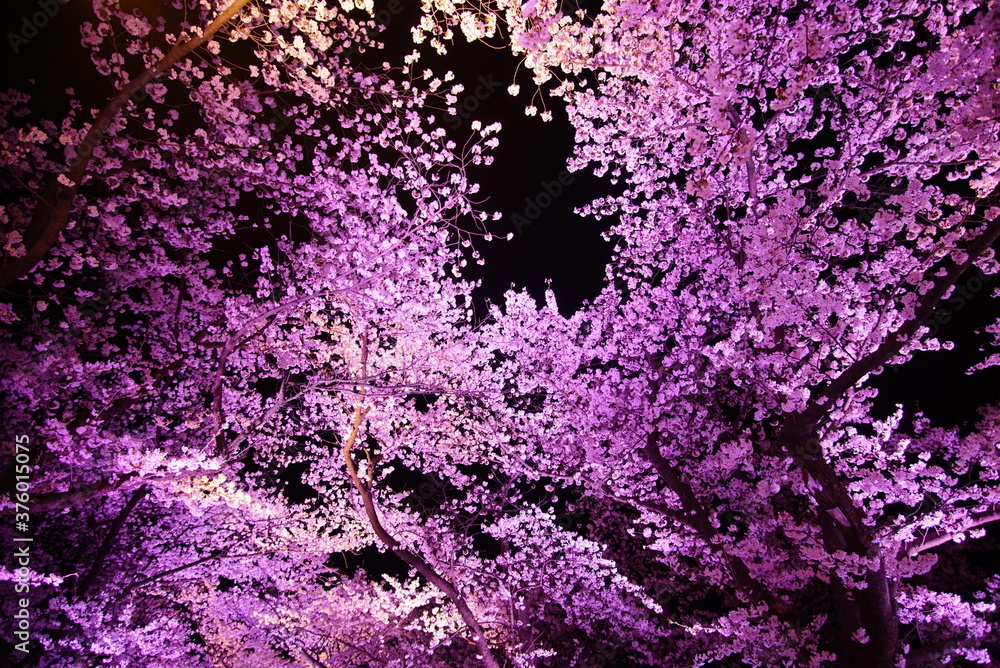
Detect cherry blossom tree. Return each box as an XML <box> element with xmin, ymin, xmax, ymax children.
<box><xmin>448</xmin><ymin>0</ymin><xmax>1000</xmax><ymax>665</ymax></box>
<box><xmin>2</xmin><ymin>0</ymin><xmax>1000</xmax><ymax>667</ymax></box>
<box><xmin>1</xmin><ymin>1</ymin><xmax>512</xmax><ymax>665</ymax></box>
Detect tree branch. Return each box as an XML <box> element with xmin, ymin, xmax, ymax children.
<box><xmin>770</xmin><ymin>210</ymin><xmax>1000</xmax><ymax>666</ymax></box>
<box><xmin>641</xmin><ymin>355</ymin><xmax>788</xmax><ymax>614</ymax></box>
<box><xmin>642</xmin><ymin>428</ymin><xmax>786</xmax><ymax>612</ymax></box>
<box><xmin>903</xmin><ymin>509</ymin><xmax>1000</xmax><ymax>558</ymax></box>
<box><xmin>76</xmin><ymin>485</ymin><xmax>149</xmax><ymax>599</ymax></box>
<box><xmin>806</xmin><ymin>211</ymin><xmax>1000</xmax><ymax>422</ymax></box>
<box><xmin>122</xmin><ymin>548</ymin><xmax>230</xmax><ymax>595</ymax></box>
<box><xmin>26</xmin><ymin>474</ymin><xmax>136</xmax><ymax>513</ymax></box>
<box><xmin>0</xmin><ymin>0</ymin><xmax>254</xmax><ymax>290</ymax></box>
<box><xmin>341</xmin><ymin>401</ymin><xmax>502</xmax><ymax>668</ymax></box>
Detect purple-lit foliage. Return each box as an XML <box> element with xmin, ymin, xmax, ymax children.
<box><xmin>2</xmin><ymin>1</ymin><xmax>1000</xmax><ymax>667</ymax></box>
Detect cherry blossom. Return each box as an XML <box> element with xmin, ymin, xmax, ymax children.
<box><xmin>3</xmin><ymin>1</ymin><xmax>1000</xmax><ymax>666</ymax></box>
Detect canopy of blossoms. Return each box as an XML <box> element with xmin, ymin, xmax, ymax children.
<box><xmin>1</xmin><ymin>1</ymin><xmax>999</xmax><ymax>667</ymax></box>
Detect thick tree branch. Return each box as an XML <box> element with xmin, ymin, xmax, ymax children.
<box><xmin>2</xmin><ymin>319</ymin><xmax>222</xmax><ymax>505</ymax></box>
<box><xmin>643</xmin><ymin>428</ymin><xmax>790</xmax><ymax>614</ymax></box>
<box><xmin>769</xmin><ymin>211</ymin><xmax>1000</xmax><ymax>665</ymax></box>
<box><xmin>341</xmin><ymin>401</ymin><xmax>501</xmax><ymax>668</ymax></box>
<box><xmin>642</xmin><ymin>355</ymin><xmax>789</xmax><ymax>614</ymax></box>
<box><xmin>765</xmin><ymin>211</ymin><xmax>1000</xmax><ymax>666</ymax></box>
<box><xmin>15</xmin><ymin>372</ymin><xmax>283</xmax><ymax>514</ymax></box>
<box><xmin>903</xmin><ymin>508</ymin><xmax>1000</xmax><ymax>558</ymax></box>
<box><xmin>0</xmin><ymin>0</ymin><xmax>253</xmax><ymax>291</ymax></box>
<box><xmin>903</xmin><ymin>638</ymin><xmax>968</xmax><ymax>666</ymax></box>
<box><xmin>76</xmin><ymin>485</ymin><xmax>148</xmax><ymax>599</ymax></box>
<box><xmin>27</xmin><ymin>474</ymin><xmax>137</xmax><ymax>512</ymax></box>
<box><xmin>122</xmin><ymin>548</ymin><xmax>230</xmax><ymax>595</ymax></box>
<box><xmin>776</xmin><ymin>416</ymin><xmax>898</xmax><ymax>667</ymax></box>
<box><xmin>805</xmin><ymin>212</ymin><xmax>1000</xmax><ymax>422</ymax></box>
<box><xmin>21</xmin><ymin>466</ymin><xmax>220</xmax><ymax>513</ymax></box>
